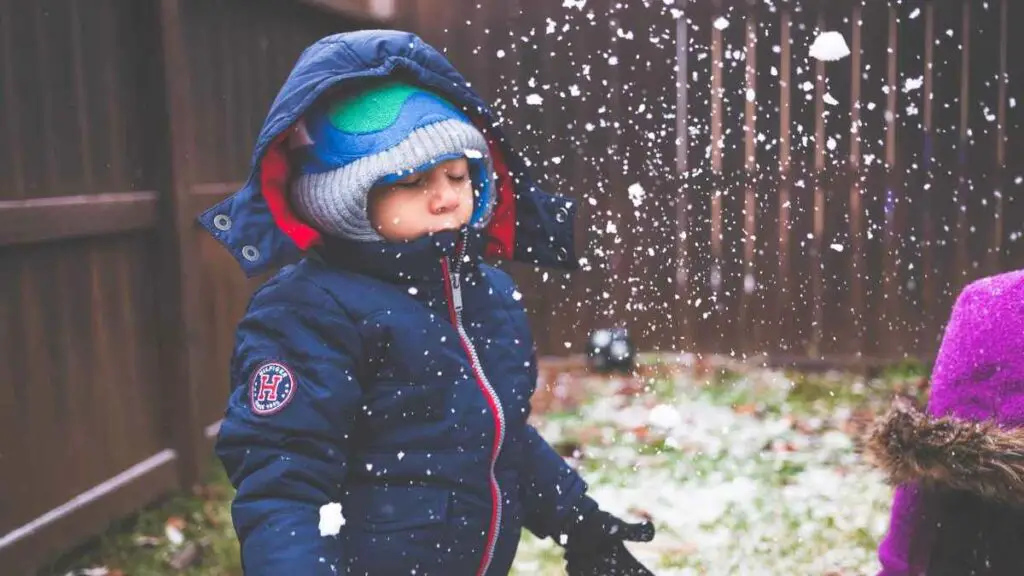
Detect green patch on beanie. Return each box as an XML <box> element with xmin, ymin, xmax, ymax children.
<box><xmin>327</xmin><ymin>81</ymin><xmax>436</xmax><ymax>134</ymax></box>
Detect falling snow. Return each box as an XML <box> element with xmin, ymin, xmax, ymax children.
<box><xmin>511</xmin><ymin>362</ymin><xmax>896</xmax><ymax>574</ymax></box>
<box><xmin>903</xmin><ymin>76</ymin><xmax>924</xmax><ymax>92</ymax></box>
<box><xmin>809</xmin><ymin>31</ymin><xmax>851</xmax><ymax>62</ymax></box>
<box><xmin>628</xmin><ymin>183</ymin><xmax>647</xmax><ymax>208</ymax></box>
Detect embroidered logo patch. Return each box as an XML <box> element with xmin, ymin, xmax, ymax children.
<box><xmin>249</xmin><ymin>362</ymin><xmax>296</xmax><ymax>416</ymax></box>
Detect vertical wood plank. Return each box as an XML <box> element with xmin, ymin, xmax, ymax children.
<box><xmin>881</xmin><ymin>4</ymin><xmax>906</xmax><ymax>356</ymax></box>
<box><xmin>952</xmin><ymin>2</ymin><xmax>972</xmax><ymax>295</ymax></box>
<box><xmin>847</xmin><ymin>3</ymin><xmax>867</xmax><ymax>355</ymax></box>
<box><xmin>739</xmin><ymin>4</ymin><xmax>757</xmax><ymax>357</ymax></box>
<box><xmin>0</xmin><ymin>0</ymin><xmax>26</xmax><ymax>198</ymax></box>
<box><xmin>565</xmin><ymin>1</ymin><xmax>602</xmax><ymax>353</ymax></box>
<box><xmin>966</xmin><ymin>1</ymin><xmax>1002</xmax><ymax>280</ymax></box>
<box><xmin>103</xmin><ymin>0</ymin><xmax>130</xmax><ymax>189</ymax></box>
<box><xmin>926</xmin><ymin>1</ymin><xmax>964</xmax><ymax>344</ymax></box>
<box><xmin>1001</xmin><ymin>0</ymin><xmax>1024</xmax><ymax>272</ymax></box>
<box><xmin>894</xmin><ymin>1</ymin><xmax>927</xmax><ymax>356</ymax></box>
<box><xmin>716</xmin><ymin>4</ymin><xmax>748</xmax><ymax>356</ymax></box>
<box><xmin>751</xmin><ymin>2</ymin><xmax>781</xmax><ymax>356</ymax></box>
<box><xmin>156</xmin><ymin>0</ymin><xmax>204</xmax><ymax>487</ymax></box>
<box><xmin>682</xmin><ymin>4</ymin><xmax>716</xmax><ymax>355</ymax></box>
<box><xmin>818</xmin><ymin>4</ymin><xmax>856</xmax><ymax>356</ymax></box>
<box><xmin>784</xmin><ymin>5</ymin><xmax>817</xmax><ymax>356</ymax></box>
<box><xmin>775</xmin><ymin>9</ymin><xmax>794</xmax><ymax>355</ymax></box>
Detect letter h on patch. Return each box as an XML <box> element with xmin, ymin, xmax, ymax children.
<box><xmin>257</xmin><ymin>373</ymin><xmax>282</xmax><ymax>402</ymax></box>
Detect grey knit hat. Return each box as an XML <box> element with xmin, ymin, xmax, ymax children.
<box><xmin>287</xmin><ymin>81</ymin><xmax>496</xmax><ymax>242</ymax></box>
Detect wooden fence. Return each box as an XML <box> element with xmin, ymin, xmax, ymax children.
<box><xmin>417</xmin><ymin>0</ymin><xmax>1024</xmax><ymax>361</ymax></box>
<box><xmin>0</xmin><ymin>1</ymin><xmax>388</xmax><ymax>573</ymax></box>
<box><xmin>2</xmin><ymin>0</ymin><xmax>1022</xmax><ymax>572</ymax></box>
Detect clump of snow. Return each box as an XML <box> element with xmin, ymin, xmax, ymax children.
<box><xmin>649</xmin><ymin>404</ymin><xmax>683</xmax><ymax>429</ymax></box>
<box><xmin>713</xmin><ymin>17</ymin><xmax>730</xmax><ymax>31</ymax></box>
<box><xmin>809</xmin><ymin>31</ymin><xmax>851</xmax><ymax>62</ymax></box>
<box><xmin>562</xmin><ymin>0</ymin><xmax>587</xmax><ymax>10</ymax></box>
<box><xmin>903</xmin><ymin>76</ymin><xmax>924</xmax><ymax>92</ymax></box>
<box><xmin>319</xmin><ymin>502</ymin><xmax>346</xmax><ymax>537</ymax></box>
<box><xmin>464</xmin><ymin>149</ymin><xmax>484</xmax><ymax>159</ymax></box>
<box><xmin>525</xmin><ymin>94</ymin><xmax>544</xmax><ymax>106</ymax></box>
<box><xmin>627</xmin><ymin>183</ymin><xmax>646</xmax><ymax>208</ymax></box>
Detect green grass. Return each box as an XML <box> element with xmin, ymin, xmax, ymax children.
<box><xmin>42</xmin><ymin>464</ymin><xmax>240</xmax><ymax>576</ymax></box>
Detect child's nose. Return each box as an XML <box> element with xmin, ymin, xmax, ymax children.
<box><xmin>429</xmin><ymin>181</ymin><xmax>462</xmax><ymax>215</ymax></box>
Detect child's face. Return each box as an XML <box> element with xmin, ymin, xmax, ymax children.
<box><xmin>368</xmin><ymin>158</ymin><xmax>475</xmax><ymax>242</ymax></box>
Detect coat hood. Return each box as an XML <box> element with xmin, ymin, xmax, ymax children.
<box><xmin>865</xmin><ymin>401</ymin><xmax>1024</xmax><ymax>507</ymax></box>
<box><xmin>197</xmin><ymin>30</ymin><xmax>579</xmax><ymax>277</ymax></box>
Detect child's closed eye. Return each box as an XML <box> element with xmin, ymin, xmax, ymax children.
<box><xmin>396</xmin><ymin>176</ymin><xmax>424</xmax><ymax>188</ymax></box>
<box><xmin>447</xmin><ymin>172</ymin><xmax>468</xmax><ymax>183</ymax></box>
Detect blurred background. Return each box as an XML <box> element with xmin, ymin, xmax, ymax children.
<box><xmin>1</xmin><ymin>0</ymin><xmax>1021</xmax><ymax>573</ymax></box>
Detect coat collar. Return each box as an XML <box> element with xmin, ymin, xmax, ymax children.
<box><xmin>315</xmin><ymin>226</ymin><xmax>485</xmax><ymax>285</ymax></box>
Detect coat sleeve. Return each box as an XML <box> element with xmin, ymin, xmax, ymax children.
<box><xmin>517</xmin><ymin>352</ymin><xmax>589</xmax><ymax>540</ymax></box>
<box><xmin>215</xmin><ymin>276</ymin><xmax>363</xmax><ymax>575</ymax></box>
<box><xmin>519</xmin><ymin>424</ymin><xmax>590</xmax><ymax>540</ymax></box>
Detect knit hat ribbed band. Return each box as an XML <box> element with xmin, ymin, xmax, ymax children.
<box><xmin>287</xmin><ymin>81</ymin><xmax>495</xmax><ymax>242</ymax></box>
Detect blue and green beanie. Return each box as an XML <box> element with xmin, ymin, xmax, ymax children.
<box><xmin>287</xmin><ymin>81</ymin><xmax>495</xmax><ymax>241</ymax></box>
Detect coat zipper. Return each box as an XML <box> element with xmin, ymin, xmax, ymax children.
<box><xmin>441</xmin><ymin>239</ymin><xmax>506</xmax><ymax>576</ymax></box>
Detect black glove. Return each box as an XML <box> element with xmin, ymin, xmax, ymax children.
<box><xmin>560</xmin><ymin>497</ymin><xmax>657</xmax><ymax>576</ymax></box>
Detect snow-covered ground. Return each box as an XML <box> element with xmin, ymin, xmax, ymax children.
<box><xmin>512</xmin><ymin>360</ymin><xmax>898</xmax><ymax>575</ymax></box>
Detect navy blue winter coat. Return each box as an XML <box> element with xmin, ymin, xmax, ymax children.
<box><xmin>198</xmin><ymin>31</ymin><xmax>589</xmax><ymax>575</ymax></box>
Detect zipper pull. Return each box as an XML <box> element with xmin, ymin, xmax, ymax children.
<box><xmin>451</xmin><ymin>271</ymin><xmax>463</xmax><ymax>312</ymax></box>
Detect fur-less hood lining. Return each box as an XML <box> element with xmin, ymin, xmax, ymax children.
<box><xmin>865</xmin><ymin>402</ymin><xmax>1024</xmax><ymax>506</ymax></box>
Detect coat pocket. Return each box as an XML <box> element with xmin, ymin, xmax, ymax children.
<box><xmin>347</xmin><ymin>484</ymin><xmax>450</xmax><ymax>532</ymax></box>
<box><xmin>344</xmin><ymin>485</ymin><xmax>452</xmax><ymax>574</ymax></box>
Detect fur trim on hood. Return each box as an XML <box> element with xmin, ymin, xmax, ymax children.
<box><xmin>864</xmin><ymin>400</ymin><xmax>1024</xmax><ymax>506</ymax></box>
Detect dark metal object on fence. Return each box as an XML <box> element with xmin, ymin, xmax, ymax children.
<box><xmin>586</xmin><ymin>327</ymin><xmax>635</xmax><ymax>374</ymax></box>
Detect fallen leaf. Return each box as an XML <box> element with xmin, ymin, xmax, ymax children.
<box><xmin>167</xmin><ymin>541</ymin><xmax>201</xmax><ymax>570</ymax></box>
<box><xmin>734</xmin><ymin>403</ymin><xmax>758</xmax><ymax>415</ymax></box>
<box><xmin>133</xmin><ymin>535</ymin><xmax>162</xmax><ymax>548</ymax></box>
<box><xmin>630</xmin><ymin>426</ymin><xmax>650</xmax><ymax>442</ymax></box>
<box><xmin>165</xmin><ymin>516</ymin><xmax>186</xmax><ymax>546</ymax></box>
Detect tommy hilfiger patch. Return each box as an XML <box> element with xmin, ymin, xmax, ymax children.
<box><xmin>249</xmin><ymin>361</ymin><xmax>296</xmax><ymax>416</ymax></box>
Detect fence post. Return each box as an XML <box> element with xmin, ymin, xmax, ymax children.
<box><xmin>153</xmin><ymin>0</ymin><xmax>206</xmax><ymax>489</ymax></box>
